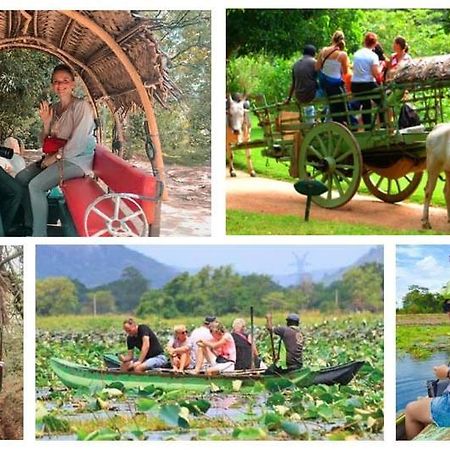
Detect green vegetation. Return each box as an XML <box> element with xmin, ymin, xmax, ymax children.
<box><xmin>36</xmin><ymin>313</ymin><xmax>383</xmax><ymax>440</ymax></box>
<box><xmin>397</xmin><ymin>314</ymin><xmax>449</xmax><ymax>358</ymax></box>
<box><xmin>37</xmin><ymin>262</ymin><xmax>384</xmax><ymax>317</ymax></box>
<box><xmin>227</xmin><ymin>210</ymin><xmax>437</xmax><ymax>235</ymax></box>
<box><xmin>0</xmin><ymin>11</ymin><xmax>210</xmax><ymax>166</ymax></box>
<box><xmin>397</xmin><ymin>324</ymin><xmax>449</xmax><ymax>359</ymax></box>
<box><xmin>227</xmin><ymin>10</ymin><xmax>450</xmax><ymax>100</ymax></box>
<box><xmin>398</xmin><ymin>285</ymin><xmax>448</xmax><ymax>314</ymax></box>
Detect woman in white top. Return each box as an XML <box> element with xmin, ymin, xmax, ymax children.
<box><xmin>16</xmin><ymin>64</ymin><xmax>96</xmax><ymax>236</ymax></box>
<box><xmin>351</xmin><ymin>32</ymin><xmax>384</xmax><ymax>129</ymax></box>
<box><xmin>385</xmin><ymin>36</ymin><xmax>412</xmax><ymax>82</ymax></box>
<box><xmin>316</xmin><ymin>31</ymin><xmax>350</xmax><ymax>124</ymax></box>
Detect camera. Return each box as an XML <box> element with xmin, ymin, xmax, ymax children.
<box><xmin>0</xmin><ymin>146</ymin><xmax>13</xmax><ymax>159</ymax></box>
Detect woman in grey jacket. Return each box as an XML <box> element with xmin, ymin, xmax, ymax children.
<box><xmin>16</xmin><ymin>64</ymin><xmax>96</xmax><ymax>236</ymax></box>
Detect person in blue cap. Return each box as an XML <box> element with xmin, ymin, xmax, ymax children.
<box><xmin>266</xmin><ymin>313</ymin><xmax>304</xmax><ymax>370</ymax></box>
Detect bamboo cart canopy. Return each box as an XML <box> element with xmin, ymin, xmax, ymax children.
<box><xmin>0</xmin><ymin>10</ymin><xmax>180</xmax><ymax>114</ymax></box>
<box><xmin>394</xmin><ymin>54</ymin><xmax>450</xmax><ymax>83</ymax></box>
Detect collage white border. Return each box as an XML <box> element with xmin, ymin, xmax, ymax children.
<box><xmin>0</xmin><ymin>0</ymin><xmax>449</xmax><ymax>447</ymax></box>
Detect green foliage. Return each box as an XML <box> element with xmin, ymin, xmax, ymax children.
<box><xmin>85</xmin><ymin>291</ymin><xmax>117</xmax><ymax>315</ymax></box>
<box><xmin>137</xmin><ymin>262</ymin><xmax>383</xmax><ymax>316</ymax></box>
<box><xmin>228</xmin><ymin>55</ymin><xmax>293</xmax><ymax>102</ymax></box>
<box><xmin>341</xmin><ymin>264</ymin><xmax>383</xmax><ymax>312</ymax></box>
<box><xmin>0</xmin><ymin>50</ymin><xmax>57</xmax><ymax>145</ymax></box>
<box><xmin>400</xmin><ymin>285</ymin><xmax>444</xmax><ymax>314</ymax></box>
<box><xmin>36</xmin><ymin>277</ymin><xmax>79</xmax><ymax>316</ymax></box>
<box><xmin>227</xmin><ymin>9</ymin><xmax>450</xmax><ymax>103</ymax></box>
<box><xmin>227</xmin><ymin>10</ymin><xmax>363</xmax><ymax>58</ymax></box>
<box><xmin>150</xmin><ymin>11</ymin><xmax>211</xmax><ymax>165</ymax></box>
<box><xmin>94</xmin><ymin>267</ymin><xmax>149</xmax><ymax>313</ymax></box>
<box><xmin>397</xmin><ymin>321</ymin><xmax>450</xmax><ymax>358</ymax></box>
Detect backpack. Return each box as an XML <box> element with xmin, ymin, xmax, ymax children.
<box><xmin>398</xmin><ymin>103</ymin><xmax>421</xmax><ymax>129</ymax></box>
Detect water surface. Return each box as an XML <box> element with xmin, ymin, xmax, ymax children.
<box><xmin>396</xmin><ymin>352</ymin><xmax>449</xmax><ymax>412</ymax></box>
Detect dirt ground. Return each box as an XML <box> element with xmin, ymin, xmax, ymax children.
<box><xmin>227</xmin><ymin>171</ymin><xmax>450</xmax><ymax>233</ymax></box>
<box><xmin>132</xmin><ymin>158</ymin><xmax>211</xmax><ymax>237</ymax></box>
<box><xmin>0</xmin><ymin>376</ymin><xmax>23</xmax><ymax>440</ymax></box>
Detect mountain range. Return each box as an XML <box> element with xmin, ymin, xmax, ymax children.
<box><xmin>36</xmin><ymin>245</ymin><xmax>383</xmax><ymax>288</ymax></box>
<box><xmin>36</xmin><ymin>245</ymin><xmax>179</xmax><ymax>288</ymax></box>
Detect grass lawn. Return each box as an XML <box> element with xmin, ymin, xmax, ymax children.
<box><xmin>231</xmin><ymin>113</ymin><xmax>446</xmax><ymax>207</ymax></box>
<box><xmin>227</xmin><ymin>209</ymin><xmax>439</xmax><ymax>235</ymax></box>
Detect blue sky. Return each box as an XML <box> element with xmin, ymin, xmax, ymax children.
<box><xmin>397</xmin><ymin>245</ymin><xmax>450</xmax><ymax>307</ymax></box>
<box><xmin>128</xmin><ymin>245</ymin><xmax>378</xmax><ymax>275</ymax></box>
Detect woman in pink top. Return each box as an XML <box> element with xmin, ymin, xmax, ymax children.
<box><xmin>193</xmin><ymin>322</ymin><xmax>236</xmax><ymax>375</ymax></box>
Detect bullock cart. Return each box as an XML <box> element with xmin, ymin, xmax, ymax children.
<box><xmin>248</xmin><ymin>55</ymin><xmax>450</xmax><ymax>209</ymax></box>
<box><xmin>0</xmin><ymin>10</ymin><xmax>180</xmax><ymax>236</ymax></box>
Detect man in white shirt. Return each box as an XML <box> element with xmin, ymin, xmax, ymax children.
<box><xmin>190</xmin><ymin>316</ymin><xmax>216</xmax><ymax>354</ymax></box>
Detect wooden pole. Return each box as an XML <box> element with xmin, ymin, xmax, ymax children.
<box><xmin>61</xmin><ymin>11</ymin><xmax>167</xmax><ymax>200</ymax></box>
<box><xmin>266</xmin><ymin>313</ymin><xmax>277</xmax><ymax>364</ymax></box>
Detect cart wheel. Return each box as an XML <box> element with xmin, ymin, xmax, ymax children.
<box><xmin>84</xmin><ymin>193</ymin><xmax>149</xmax><ymax>237</ymax></box>
<box><xmin>298</xmin><ymin>122</ymin><xmax>362</xmax><ymax>208</ymax></box>
<box><xmin>362</xmin><ymin>170</ymin><xmax>423</xmax><ymax>203</ymax></box>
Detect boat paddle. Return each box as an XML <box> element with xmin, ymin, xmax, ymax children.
<box><xmin>266</xmin><ymin>313</ymin><xmax>278</xmax><ymax>365</ymax></box>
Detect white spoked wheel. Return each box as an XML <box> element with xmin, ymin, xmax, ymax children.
<box><xmin>84</xmin><ymin>193</ymin><xmax>149</xmax><ymax>237</ymax></box>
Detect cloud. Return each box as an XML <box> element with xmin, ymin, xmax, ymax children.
<box><xmin>416</xmin><ymin>255</ymin><xmax>441</xmax><ymax>274</ymax></box>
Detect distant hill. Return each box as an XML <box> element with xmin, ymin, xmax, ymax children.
<box><xmin>273</xmin><ymin>247</ymin><xmax>383</xmax><ymax>287</ymax></box>
<box><xmin>36</xmin><ymin>245</ymin><xmax>179</xmax><ymax>288</ymax></box>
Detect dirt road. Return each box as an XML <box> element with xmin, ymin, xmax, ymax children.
<box><xmin>132</xmin><ymin>159</ymin><xmax>211</xmax><ymax>237</ymax></box>
<box><xmin>227</xmin><ymin>171</ymin><xmax>449</xmax><ymax>233</ymax></box>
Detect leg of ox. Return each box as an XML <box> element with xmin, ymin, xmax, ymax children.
<box><xmin>226</xmin><ymin>130</ymin><xmax>237</xmax><ymax>177</ymax></box>
<box><xmin>421</xmin><ymin>123</ymin><xmax>450</xmax><ymax>230</ymax></box>
<box><xmin>445</xmin><ymin>171</ymin><xmax>450</xmax><ymax>223</ymax></box>
<box><xmin>422</xmin><ymin>169</ymin><xmax>439</xmax><ymax>229</ymax></box>
<box><xmin>226</xmin><ymin>95</ymin><xmax>255</xmax><ymax>177</ymax></box>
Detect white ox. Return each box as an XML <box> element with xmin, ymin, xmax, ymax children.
<box><xmin>226</xmin><ymin>95</ymin><xmax>255</xmax><ymax>177</ymax></box>
<box><xmin>422</xmin><ymin>123</ymin><xmax>450</xmax><ymax>229</ymax></box>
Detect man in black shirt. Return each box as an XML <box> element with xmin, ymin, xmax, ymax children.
<box><xmin>286</xmin><ymin>45</ymin><xmax>318</xmax><ymax>104</ymax></box>
<box><xmin>120</xmin><ymin>318</ymin><xmax>167</xmax><ymax>372</ymax></box>
<box><xmin>266</xmin><ymin>313</ymin><xmax>304</xmax><ymax>370</ymax></box>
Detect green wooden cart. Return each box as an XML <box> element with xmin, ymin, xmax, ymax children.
<box><xmin>243</xmin><ymin>56</ymin><xmax>450</xmax><ymax>209</ymax></box>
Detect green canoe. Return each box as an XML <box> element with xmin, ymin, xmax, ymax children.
<box><xmin>50</xmin><ymin>357</ymin><xmax>364</xmax><ymax>393</ymax></box>
<box><xmin>396</xmin><ymin>413</ymin><xmax>450</xmax><ymax>441</ymax></box>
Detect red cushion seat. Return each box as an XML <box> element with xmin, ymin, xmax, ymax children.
<box><xmin>61</xmin><ymin>145</ymin><xmax>162</xmax><ymax>236</ymax></box>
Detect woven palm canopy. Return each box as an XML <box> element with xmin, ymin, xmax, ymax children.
<box><xmin>394</xmin><ymin>54</ymin><xmax>450</xmax><ymax>83</ymax></box>
<box><xmin>0</xmin><ymin>10</ymin><xmax>181</xmax><ymax>180</ymax></box>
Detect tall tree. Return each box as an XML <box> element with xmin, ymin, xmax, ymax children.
<box><xmin>96</xmin><ymin>266</ymin><xmax>149</xmax><ymax>313</ymax></box>
<box><xmin>36</xmin><ymin>277</ymin><xmax>79</xmax><ymax>316</ymax></box>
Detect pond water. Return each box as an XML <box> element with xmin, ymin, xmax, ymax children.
<box><xmin>396</xmin><ymin>352</ymin><xmax>450</xmax><ymax>412</ymax></box>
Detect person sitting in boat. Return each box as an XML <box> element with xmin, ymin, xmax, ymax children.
<box><xmin>193</xmin><ymin>322</ymin><xmax>236</xmax><ymax>375</ymax></box>
<box><xmin>120</xmin><ymin>318</ymin><xmax>167</xmax><ymax>373</ymax></box>
<box><xmin>266</xmin><ymin>313</ymin><xmax>304</xmax><ymax>371</ymax></box>
<box><xmin>231</xmin><ymin>318</ymin><xmax>263</xmax><ymax>370</ymax></box>
<box><xmin>404</xmin><ymin>364</ymin><xmax>450</xmax><ymax>439</ymax></box>
<box><xmin>190</xmin><ymin>315</ymin><xmax>216</xmax><ymax>354</ymax></box>
<box><xmin>166</xmin><ymin>324</ymin><xmax>195</xmax><ymax>373</ymax></box>
<box><xmin>443</xmin><ymin>299</ymin><xmax>450</xmax><ymax>319</ymax></box>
